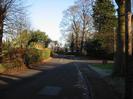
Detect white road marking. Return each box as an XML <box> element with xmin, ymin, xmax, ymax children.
<box><xmin>73</xmin><ymin>63</ymin><xmax>90</xmax><ymax>99</ymax></box>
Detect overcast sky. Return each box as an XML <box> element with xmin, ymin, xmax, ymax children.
<box><xmin>27</xmin><ymin>0</ymin><xmax>75</xmax><ymax>42</ymax></box>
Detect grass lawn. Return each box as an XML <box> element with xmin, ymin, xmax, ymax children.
<box><xmin>92</xmin><ymin>63</ymin><xmax>113</xmax><ymax>70</ymax></box>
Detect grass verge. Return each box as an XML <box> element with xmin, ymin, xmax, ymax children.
<box><xmin>91</xmin><ymin>63</ymin><xmax>113</xmax><ymax>70</ymax></box>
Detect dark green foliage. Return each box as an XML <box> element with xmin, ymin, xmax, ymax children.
<box><xmin>45</xmin><ymin>38</ymin><xmax>52</xmax><ymax>48</ymax></box>
<box><xmin>85</xmin><ymin>39</ymin><xmax>107</xmax><ymax>59</ymax></box>
<box><xmin>65</xmin><ymin>52</ymin><xmax>80</xmax><ymax>56</ymax></box>
<box><xmin>50</xmin><ymin>51</ymin><xmax>54</xmax><ymax>57</ymax></box>
<box><xmin>93</xmin><ymin>0</ymin><xmax>116</xmax><ymax>33</ymax></box>
<box><xmin>23</xmin><ymin>52</ymin><xmax>30</xmax><ymax>66</ymax></box>
<box><xmin>92</xmin><ymin>0</ymin><xmax>117</xmax><ymax>53</ymax></box>
<box><xmin>23</xmin><ymin>49</ymin><xmax>40</xmax><ymax>65</ymax></box>
<box><xmin>12</xmin><ymin>30</ymin><xmax>50</xmax><ymax>48</ymax></box>
<box><xmin>56</xmin><ymin>50</ymin><xmax>65</xmax><ymax>55</ymax></box>
<box><xmin>70</xmin><ymin>33</ymin><xmax>75</xmax><ymax>53</ymax></box>
<box><xmin>27</xmin><ymin>30</ymin><xmax>49</xmax><ymax>46</ymax></box>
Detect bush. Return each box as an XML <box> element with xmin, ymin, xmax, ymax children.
<box><xmin>0</xmin><ymin>64</ymin><xmax>6</xmax><ymax>73</ymax></box>
<box><xmin>65</xmin><ymin>52</ymin><xmax>80</xmax><ymax>56</ymax></box>
<box><xmin>24</xmin><ymin>48</ymin><xmax>51</xmax><ymax>65</ymax></box>
<box><xmin>85</xmin><ymin>39</ymin><xmax>108</xmax><ymax>59</ymax></box>
<box><xmin>24</xmin><ymin>48</ymin><xmax>40</xmax><ymax>64</ymax></box>
<box><xmin>41</xmin><ymin>48</ymin><xmax>51</xmax><ymax>59</ymax></box>
<box><xmin>50</xmin><ymin>50</ymin><xmax>54</xmax><ymax>57</ymax></box>
<box><xmin>56</xmin><ymin>50</ymin><xmax>65</xmax><ymax>55</ymax></box>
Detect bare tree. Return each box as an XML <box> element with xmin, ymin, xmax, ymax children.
<box><xmin>60</xmin><ymin>5</ymin><xmax>81</xmax><ymax>52</ymax></box>
<box><xmin>61</xmin><ymin>0</ymin><xmax>94</xmax><ymax>54</ymax></box>
<box><xmin>0</xmin><ymin>0</ymin><xmax>26</xmax><ymax>62</ymax></box>
<box><xmin>76</xmin><ymin>0</ymin><xmax>93</xmax><ymax>54</ymax></box>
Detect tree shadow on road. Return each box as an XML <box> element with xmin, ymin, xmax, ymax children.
<box><xmin>0</xmin><ymin>60</ymin><xmax>83</xmax><ymax>99</ymax></box>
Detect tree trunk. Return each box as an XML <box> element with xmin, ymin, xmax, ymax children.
<box><xmin>70</xmin><ymin>33</ymin><xmax>74</xmax><ymax>53</ymax></box>
<box><xmin>113</xmin><ymin>2</ymin><xmax>125</xmax><ymax>76</ymax></box>
<box><xmin>0</xmin><ymin>16</ymin><xmax>3</xmax><ymax>63</ymax></box>
<box><xmin>75</xmin><ymin>32</ymin><xmax>79</xmax><ymax>52</ymax></box>
<box><xmin>125</xmin><ymin>12</ymin><xmax>133</xmax><ymax>99</ymax></box>
<box><xmin>127</xmin><ymin>12</ymin><xmax>132</xmax><ymax>55</ymax></box>
<box><xmin>125</xmin><ymin>0</ymin><xmax>133</xmax><ymax>99</ymax></box>
<box><xmin>80</xmin><ymin>32</ymin><xmax>85</xmax><ymax>54</ymax></box>
<box><xmin>0</xmin><ymin>30</ymin><xmax>3</xmax><ymax>63</ymax></box>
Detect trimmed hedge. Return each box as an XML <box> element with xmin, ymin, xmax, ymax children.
<box><xmin>25</xmin><ymin>48</ymin><xmax>51</xmax><ymax>65</ymax></box>
<box><xmin>41</xmin><ymin>49</ymin><xmax>51</xmax><ymax>59</ymax></box>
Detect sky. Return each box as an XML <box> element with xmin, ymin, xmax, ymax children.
<box><xmin>27</xmin><ymin>0</ymin><xmax>129</xmax><ymax>43</ymax></box>
<box><xmin>27</xmin><ymin>0</ymin><xmax>75</xmax><ymax>42</ymax></box>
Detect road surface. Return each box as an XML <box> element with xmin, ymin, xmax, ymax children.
<box><xmin>0</xmin><ymin>55</ymin><xmax>119</xmax><ymax>99</ymax></box>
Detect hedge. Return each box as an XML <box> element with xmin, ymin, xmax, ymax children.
<box><xmin>25</xmin><ymin>48</ymin><xmax>51</xmax><ymax>64</ymax></box>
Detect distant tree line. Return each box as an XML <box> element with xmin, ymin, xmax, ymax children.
<box><xmin>60</xmin><ymin>0</ymin><xmax>117</xmax><ymax>58</ymax></box>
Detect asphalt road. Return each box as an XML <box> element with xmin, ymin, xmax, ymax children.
<box><xmin>0</xmin><ymin>56</ymin><xmax>91</xmax><ymax>99</ymax></box>
<box><xmin>0</xmin><ymin>55</ymin><xmax>119</xmax><ymax>99</ymax></box>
